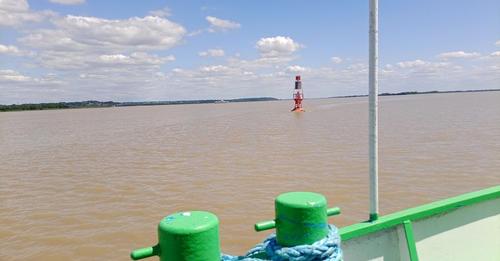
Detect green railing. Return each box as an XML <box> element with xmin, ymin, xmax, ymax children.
<box><xmin>339</xmin><ymin>185</ymin><xmax>500</xmax><ymax>240</ymax></box>
<box><xmin>339</xmin><ymin>185</ymin><xmax>500</xmax><ymax>261</ymax></box>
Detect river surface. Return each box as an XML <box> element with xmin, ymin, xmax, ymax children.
<box><xmin>1</xmin><ymin>91</ymin><xmax>499</xmax><ymax>260</ymax></box>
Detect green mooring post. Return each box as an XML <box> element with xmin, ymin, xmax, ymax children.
<box><xmin>254</xmin><ymin>192</ymin><xmax>341</xmax><ymax>246</ymax></box>
<box><xmin>130</xmin><ymin>211</ymin><xmax>220</xmax><ymax>261</ymax></box>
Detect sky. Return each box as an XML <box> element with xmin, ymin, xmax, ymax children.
<box><xmin>0</xmin><ymin>0</ymin><xmax>499</xmax><ymax>104</ymax></box>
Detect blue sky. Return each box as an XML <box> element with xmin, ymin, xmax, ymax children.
<box><xmin>0</xmin><ymin>0</ymin><xmax>499</xmax><ymax>104</ymax></box>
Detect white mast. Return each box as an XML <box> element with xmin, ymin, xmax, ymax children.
<box><xmin>369</xmin><ymin>0</ymin><xmax>379</xmax><ymax>221</ymax></box>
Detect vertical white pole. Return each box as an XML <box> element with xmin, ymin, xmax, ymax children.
<box><xmin>369</xmin><ymin>0</ymin><xmax>379</xmax><ymax>221</ymax></box>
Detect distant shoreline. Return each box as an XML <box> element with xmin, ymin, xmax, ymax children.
<box><xmin>0</xmin><ymin>97</ymin><xmax>278</xmax><ymax>112</ymax></box>
<box><xmin>330</xmin><ymin>88</ymin><xmax>500</xmax><ymax>99</ymax></box>
<box><xmin>1</xmin><ymin>89</ymin><xmax>499</xmax><ymax>112</ymax></box>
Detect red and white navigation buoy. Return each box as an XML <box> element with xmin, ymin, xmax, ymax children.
<box><xmin>291</xmin><ymin>75</ymin><xmax>304</xmax><ymax>112</ymax></box>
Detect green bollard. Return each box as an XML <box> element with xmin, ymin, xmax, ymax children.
<box><xmin>131</xmin><ymin>211</ymin><xmax>220</xmax><ymax>261</ymax></box>
<box><xmin>254</xmin><ymin>192</ymin><xmax>341</xmax><ymax>246</ymax></box>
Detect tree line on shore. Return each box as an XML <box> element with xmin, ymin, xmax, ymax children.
<box><xmin>0</xmin><ymin>101</ymin><xmax>118</xmax><ymax>112</ymax></box>
<box><xmin>0</xmin><ymin>98</ymin><xmax>278</xmax><ymax>112</ymax></box>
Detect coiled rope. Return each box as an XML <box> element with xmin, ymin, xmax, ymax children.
<box><xmin>221</xmin><ymin>225</ymin><xmax>342</xmax><ymax>261</ymax></box>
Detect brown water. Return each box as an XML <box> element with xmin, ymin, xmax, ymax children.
<box><xmin>1</xmin><ymin>92</ymin><xmax>499</xmax><ymax>260</ymax></box>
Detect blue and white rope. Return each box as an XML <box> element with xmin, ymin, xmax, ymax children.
<box><xmin>222</xmin><ymin>225</ymin><xmax>342</xmax><ymax>261</ymax></box>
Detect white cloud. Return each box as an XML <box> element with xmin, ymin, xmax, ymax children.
<box><xmin>396</xmin><ymin>59</ymin><xmax>454</xmax><ymax>77</ymax></box>
<box><xmin>187</xmin><ymin>29</ymin><xmax>204</xmax><ymax>37</ymax></box>
<box><xmin>225</xmin><ymin>55</ymin><xmax>295</xmax><ymax>72</ymax></box>
<box><xmin>0</xmin><ymin>44</ymin><xmax>26</xmax><ymax>56</ymax></box>
<box><xmin>97</xmin><ymin>52</ymin><xmax>175</xmax><ymax>65</ymax></box>
<box><xmin>346</xmin><ymin>63</ymin><xmax>368</xmax><ymax>71</ymax></box>
<box><xmin>256</xmin><ymin>36</ymin><xmax>301</xmax><ymax>58</ymax></box>
<box><xmin>0</xmin><ymin>0</ymin><xmax>54</xmax><ymax>27</ymax></box>
<box><xmin>199</xmin><ymin>49</ymin><xmax>225</xmax><ymax>57</ymax></box>
<box><xmin>45</xmin><ymin>15</ymin><xmax>186</xmax><ymax>50</ymax></box>
<box><xmin>99</xmin><ymin>54</ymin><xmax>129</xmax><ymax>63</ymax></box>
<box><xmin>438</xmin><ymin>51</ymin><xmax>481</xmax><ymax>59</ymax></box>
<box><xmin>0</xmin><ymin>69</ymin><xmax>31</xmax><ymax>82</ymax></box>
<box><xmin>206</xmin><ymin>16</ymin><xmax>240</xmax><ymax>31</ymax></box>
<box><xmin>149</xmin><ymin>7</ymin><xmax>171</xmax><ymax>18</ymax></box>
<box><xmin>0</xmin><ymin>69</ymin><xmax>66</xmax><ymax>104</ymax></box>
<box><xmin>381</xmin><ymin>64</ymin><xmax>395</xmax><ymax>74</ymax></box>
<box><xmin>16</xmin><ymin>14</ymin><xmax>184</xmax><ymax>72</ymax></box>
<box><xmin>331</xmin><ymin>57</ymin><xmax>342</xmax><ymax>64</ymax></box>
<box><xmin>286</xmin><ymin>65</ymin><xmax>308</xmax><ymax>73</ymax></box>
<box><xmin>0</xmin><ymin>44</ymin><xmax>19</xmax><ymax>54</ymax></box>
<box><xmin>200</xmin><ymin>65</ymin><xmax>230</xmax><ymax>73</ymax></box>
<box><xmin>20</xmin><ymin>29</ymin><xmax>92</xmax><ymax>53</ymax></box>
<box><xmin>496</xmin><ymin>40</ymin><xmax>500</xmax><ymax>47</ymax></box>
<box><xmin>33</xmin><ymin>50</ymin><xmax>174</xmax><ymax>70</ymax></box>
<box><xmin>490</xmin><ymin>51</ymin><xmax>500</xmax><ymax>57</ymax></box>
<box><xmin>49</xmin><ymin>0</ymin><xmax>85</xmax><ymax>5</ymax></box>
<box><xmin>0</xmin><ymin>0</ymin><xmax>29</xmax><ymax>12</ymax></box>
<box><xmin>397</xmin><ymin>59</ymin><xmax>428</xmax><ymax>68</ymax></box>
<box><xmin>396</xmin><ymin>59</ymin><xmax>450</xmax><ymax>69</ymax></box>
<box><xmin>388</xmin><ymin>58</ymin><xmax>474</xmax><ymax>89</ymax></box>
